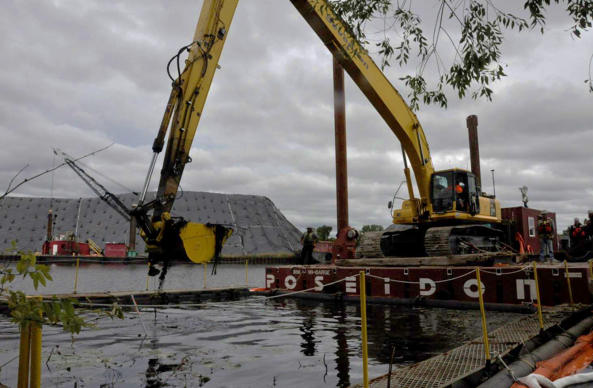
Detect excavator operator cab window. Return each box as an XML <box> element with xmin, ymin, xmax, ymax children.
<box><xmin>431</xmin><ymin>171</ymin><xmax>454</xmax><ymax>213</ymax></box>
<box><xmin>455</xmin><ymin>174</ymin><xmax>469</xmax><ymax>212</ymax></box>
<box><xmin>432</xmin><ymin>171</ymin><xmax>476</xmax><ymax>214</ymax></box>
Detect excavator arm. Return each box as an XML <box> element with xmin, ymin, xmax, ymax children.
<box><xmin>133</xmin><ymin>0</ymin><xmax>239</xmax><ymax>264</ymax></box>
<box><xmin>134</xmin><ymin>0</ymin><xmax>444</xmax><ymax>263</ymax></box>
<box><xmin>290</xmin><ymin>0</ymin><xmax>435</xmax><ymax>204</ymax></box>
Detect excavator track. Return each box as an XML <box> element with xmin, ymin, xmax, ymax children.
<box><xmin>356</xmin><ymin>225</ymin><xmax>502</xmax><ymax>258</ymax></box>
<box><xmin>356</xmin><ymin>231</ymin><xmax>385</xmax><ymax>258</ymax></box>
<box><xmin>424</xmin><ymin>227</ymin><xmax>455</xmax><ymax>256</ymax></box>
<box><xmin>424</xmin><ymin>225</ymin><xmax>503</xmax><ymax>257</ymax></box>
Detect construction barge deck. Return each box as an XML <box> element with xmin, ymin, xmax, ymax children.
<box><xmin>264</xmin><ymin>261</ymin><xmax>593</xmax><ymax>307</ymax></box>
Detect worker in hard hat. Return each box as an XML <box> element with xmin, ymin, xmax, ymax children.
<box><xmin>586</xmin><ymin>211</ymin><xmax>593</xmax><ymax>240</ymax></box>
<box><xmin>300</xmin><ymin>227</ymin><xmax>319</xmax><ymax>265</ymax></box>
<box><xmin>455</xmin><ymin>181</ymin><xmax>467</xmax><ymax>211</ymax></box>
<box><xmin>537</xmin><ymin>210</ymin><xmax>556</xmax><ymax>262</ymax></box>
<box><xmin>569</xmin><ymin>217</ymin><xmax>586</xmax><ymax>247</ymax></box>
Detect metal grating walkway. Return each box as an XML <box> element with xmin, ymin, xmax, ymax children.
<box><xmin>352</xmin><ymin>309</ymin><xmax>573</xmax><ymax>388</ymax></box>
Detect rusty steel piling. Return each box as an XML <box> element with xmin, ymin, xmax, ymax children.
<box><xmin>333</xmin><ymin>57</ymin><xmax>349</xmax><ymax>232</ymax></box>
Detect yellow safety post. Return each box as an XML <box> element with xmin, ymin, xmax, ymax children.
<box><xmin>17</xmin><ymin>323</ymin><xmax>31</xmax><ymax>388</ymax></box>
<box><xmin>564</xmin><ymin>260</ymin><xmax>574</xmax><ymax>307</ymax></box>
<box><xmin>532</xmin><ymin>262</ymin><xmax>545</xmax><ymax>334</ymax></box>
<box><xmin>588</xmin><ymin>260</ymin><xmax>593</xmax><ymax>280</ymax></box>
<box><xmin>245</xmin><ymin>259</ymin><xmax>249</xmax><ymax>287</ymax></box>
<box><xmin>203</xmin><ymin>263</ymin><xmax>207</xmax><ymax>289</ymax></box>
<box><xmin>359</xmin><ymin>271</ymin><xmax>369</xmax><ymax>388</ymax></box>
<box><xmin>146</xmin><ymin>262</ymin><xmax>150</xmax><ymax>291</ymax></box>
<box><xmin>73</xmin><ymin>258</ymin><xmax>80</xmax><ymax>294</ymax></box>
<box><xmin>29</xmin><ymin>298</ymin><xmax>43</xmax><ymax>388</ymax></box>
<box><xmin>476</xmin><ymin>268</ymin><xmax>491</xmax><ymax>364</ymax></box>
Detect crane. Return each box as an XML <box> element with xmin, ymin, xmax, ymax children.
<box><xmin>53</xmin><ymin>148</ymin><xmax>131</xmax><ymax>223</ymax></box>
<box><xmin>128</xmin><ymin>0</ymin><xmax>503</xmax><ymax>264</ymax></box>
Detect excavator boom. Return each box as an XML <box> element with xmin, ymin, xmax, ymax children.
<box><xmin>133</xmin><ymin>0</ymin><xmax>238</xmax><ymax>264</ymax></box>
<box><xmin>290</xmin><ymin>0</ymin><xmax>435</xmax><ymax>201</ymax></box>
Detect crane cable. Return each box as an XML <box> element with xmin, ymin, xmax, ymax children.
<box><xmin>55</xmin><ymin>148</ymin><xmax>138</xmax><ymax>195</ymax></box>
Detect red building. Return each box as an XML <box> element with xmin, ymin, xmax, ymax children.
<box><xmin>501</xmin><ymin>207</ymin><xmax>559</xmax><ymax>253</ymax></box>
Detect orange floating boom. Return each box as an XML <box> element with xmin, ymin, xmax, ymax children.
<box><xmin>511</xmin><ymin>332</ymin><xmax>593</xmax><ymax>387</ymax></box>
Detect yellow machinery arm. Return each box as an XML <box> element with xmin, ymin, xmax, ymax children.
<box><xmin>140</xmin><ymin>0</ymin><xmax>433</xmax><ymax>222</ymax></box>
<box><xmin>290</xmin><ymin>0</ymin><xmax>435</xmax><ymax>203</ymax></box>
<box><xmin>133</xmin><ymin>0</ymin><xmax>238</xmax><ymax>264</ymax></box>
<box><xmin>134</xmin><ymin>0</ymin><xmax>498</xmax><ymax>263</ymax></box>
<box><xmin>154</xmin><ymin>0</ymin><xmax>240</xmax><ymax>215</ymax></box>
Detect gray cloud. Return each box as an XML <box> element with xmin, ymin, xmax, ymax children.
<box><xmin>0</xmin><ymin>0</ymin><xmax>591</xmax><ymax>238</ymax></box>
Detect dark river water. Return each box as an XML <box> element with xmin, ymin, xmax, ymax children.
<box><xmin>0</xmin><ymin>264</ymin><xmax>520</xmax><ymax>387</ymax></box>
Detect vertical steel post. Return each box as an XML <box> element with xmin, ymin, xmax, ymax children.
<box><xmin>476</xmin><ymin>268</ymin><xmax>491</xmax><ymax>364</ymax></box>
<box><xmin>145</xmin><ymin>263</ymin><xmax>150</xmax><ymax>291</ymax></box>
<box><xmin>129</xmin><ymin>204</ymin><xmax>137</xmax><ymax>255</ymax></box>
<box><xmin>17</xmin><ymin>325</ymin><xmax>31</xmax><ymax>388</ymax></box>
<box><xmin>245</xmin><ymin>259</ymin><xmax>249</xmax><ymax>287</ymax></box>
<box><xmin>359</xmin><ymin>271</ymin><xmax>369</xmax><ymax>388</ymax></box>
<box><xmin>564</xmin><ymin>260</ymin><xmax>574</xmax><ymax>307</ymax></box>
<box><xmin>29</xmin><ymin>299</ymin><xmax>43</xmax><ymax>388</ymax></box>
<box><xmin>131</xmin><ymin>295</ymin><xmax>148</xmax><ymax>337</ymax></box>
<box><xmin>333</xmin><ymin>57</ymin><xmax>349</xmax><ymax>233</ymax></box>
<box><xmin>73</xmin><ymin>258</ymin><xmax>80</xmax><ymax>294</ymax></box>
<box><xmin>533</xmin><ymin>262</ymin><xmax>545</xmax><ymax>334</ymax></box>
<box><xmin>467</xmin><ymin>115</ymin><xmax>481</xmax><ymax>188</ymax></box>
<box><xmin>46</xmin><ymin>210</ymin><xmax>53</xmax><ymax>242</ymax></box>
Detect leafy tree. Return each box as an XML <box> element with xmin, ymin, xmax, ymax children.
<box><xmin>1</xmin><ymin>242</ymin><xmax>123</xmax><ymax>336</ymax></box>
<box><xmin>361</xmin><ymin>224</ymin><xmax>385</xmax><ymax>234</ymax></box>
<box><xmin>325</xmin><ymin>0</ymin><xmax>593</xmax><ymax>111</ymax></box>
<box><xmin>316</xmin><ymin>225</ymin><xmax>333</xmax><ymax>241</ymax></box>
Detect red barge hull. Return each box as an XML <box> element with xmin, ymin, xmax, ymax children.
<box><xmin>265</xmin><ymin>264</ymin><xmax>593</xmax><ymax>306</ymax></box>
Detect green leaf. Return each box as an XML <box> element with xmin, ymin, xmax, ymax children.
<box><xmin>30</xmin><ymin>273</ymin><xmax>39</xmax><ymax>290</ymax></box>
<box><xmin>60</xmin><ymin>312</ymin><xmax>69</xmax><ymax>329</ymax></box>
<box><xmin>38</xmin><ymin>274</ymin><xmax>46</xmax><ymax>287</ymax></box>
<box><xmin>62</xmin><ymin>300</ymin><xmax>75</xmax><ymax>316</ymax></box>
<box><xmin>53</xmin><ymin>301</ymin><xmax>62</xmax><ymax>318</ymax></box>
<box><xmin>42</xmin><ymin>303</ymin><xmax>54</xmax><ymax>322</ymax></box>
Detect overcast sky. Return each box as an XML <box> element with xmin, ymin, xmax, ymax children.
<box><xmin>0</xmin><ymin>0</ymin><xmax>591</xmax><ymax>234</ymax></box>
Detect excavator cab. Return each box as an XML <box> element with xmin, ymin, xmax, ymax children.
<box><xmin>431</xmin><ymin>169</ymin><xmax>480</xmax><ymax>215</ymax></box>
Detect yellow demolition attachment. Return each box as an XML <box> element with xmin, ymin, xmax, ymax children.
<box><xmin>180</xmin><ymin>222</ymin><xmax>233</xmax><ymax>264</ymax></box>
<box><xmin>142</xmin><ymin>212</ymin><xmax>233</xmax><ymax>264</ymax></box>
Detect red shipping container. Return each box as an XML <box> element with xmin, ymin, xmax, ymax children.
<box><xmin>104</xmin><ymin>243</ymin><xmax>128</xmax><ymax>258</ymax></box>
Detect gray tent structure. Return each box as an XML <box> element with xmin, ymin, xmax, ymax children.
<box><xmin>0</xmin><ymin>192</ymin><xmax>303</xmax><ymax>256</ymax></box>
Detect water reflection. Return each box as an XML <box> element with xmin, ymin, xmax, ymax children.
<box><xmin>300</xmin><ymin>316</ymin><xmax>317</xmax><ymax>356</ymax></box>
<box><xmin>0</xmin><ymin>294</ymin><xmax>518</xmax><ymax>388</ymax></box>
<box><xmin>333</xmin><ymin>305</ymin><xmax>351</xmax><ymax>387</ymax></box>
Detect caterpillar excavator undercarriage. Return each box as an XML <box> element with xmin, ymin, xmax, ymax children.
<box><xmin>359</xmin><ymin>225</ymin><xmax>504</xmax><ymax>259</ymax></box>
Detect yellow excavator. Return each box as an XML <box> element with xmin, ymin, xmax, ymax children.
<box><xmin>134</xmin><ymin>0</ymin><xmax>503</xmax><ymax>264</ymax></box>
